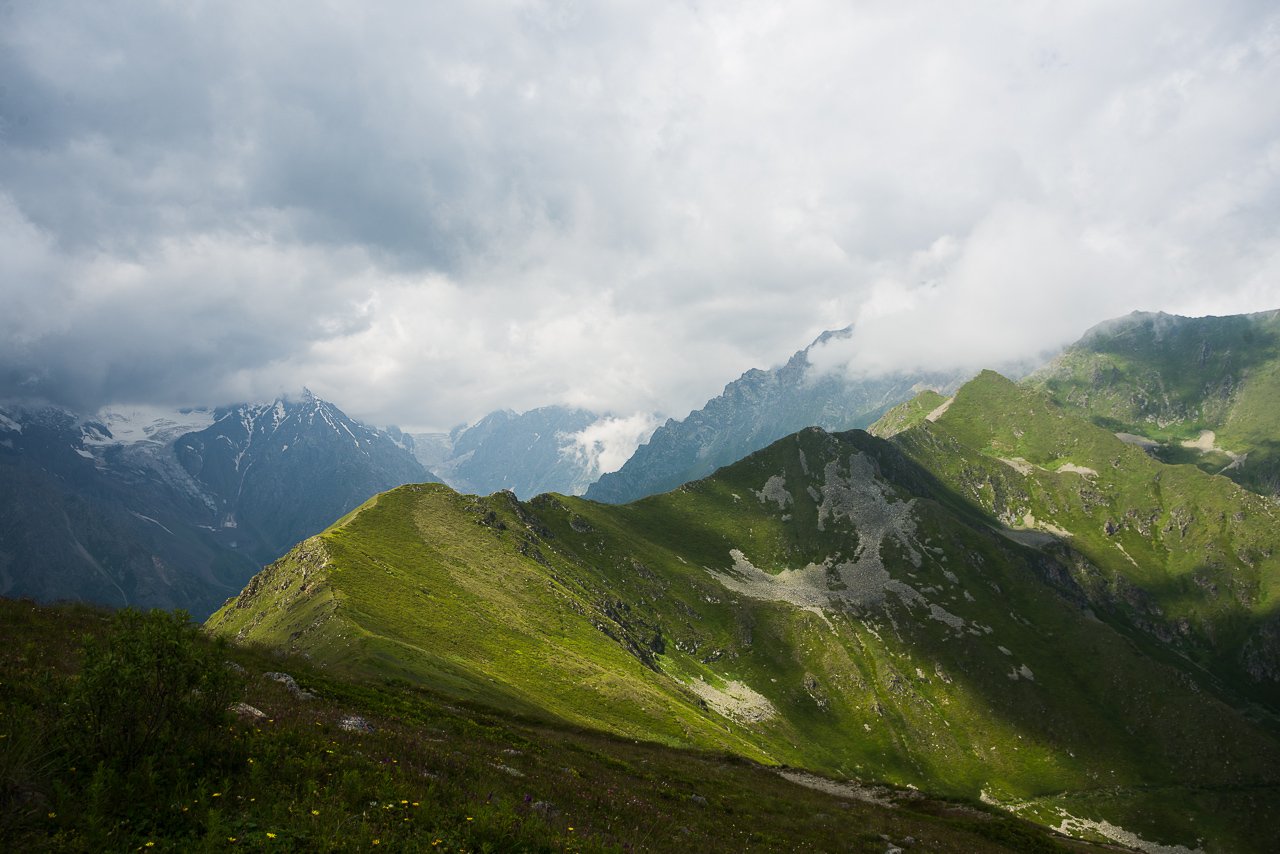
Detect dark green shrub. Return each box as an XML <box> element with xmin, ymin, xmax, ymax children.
<box><xmin>63</xmin><ymin>608</ymin><xmax>239</xmax><ymax>777</ymax></box>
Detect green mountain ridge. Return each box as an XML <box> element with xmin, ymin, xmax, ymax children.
<box><xmin>211</xmin><ymin>405</ymin><xmax>1280</xmax><ymax>851</ymax></box>
<box><xmin>886</xmin><ymin>368</ymin><xmax>1280</xmax><ymax>711</ymax></box>
<box><xmin>1028</xmin><ymin>309</ymin><xmax>1280</xmax><ymax>497</ymax></box>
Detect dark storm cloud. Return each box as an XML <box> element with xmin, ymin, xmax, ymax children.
<box><xmin>2</xmin><ymin>1</ymin><xmax>1279</xmax><ymax>428</ymax></box>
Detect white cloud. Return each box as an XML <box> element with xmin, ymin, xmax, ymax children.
<box><xmin>2</xmin><ymin>1</ymin><xmax>1279</xmax><ymax>426</ymax></box>
<box><xmin>562</xmin><ymin>413</ymin><xmax>663</xmax><ymax>478</ymax></box>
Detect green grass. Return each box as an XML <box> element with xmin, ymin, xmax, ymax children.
<box><xmin>1028</xmin><ymin>309</ymin><xmax>1280</xmax><ymax>496</ymax></box>
<box><xmin>889</xmin><ymin>370</ymin><xmax>1280</xmax><ymax>710</ymax></box>
<box><xmin>867</xmin><ymin>390</ymin><xmax>948</xmax><ymax>438</ymax></box>
<box><xmin>2</xmin><ymin>598</ymin><xmax>1089</xmax><ymax>853</ymax></box>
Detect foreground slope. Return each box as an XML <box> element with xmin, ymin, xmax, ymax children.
<box><xmin>211</xmin><ymin>427</ymin><xmax>1280</xmax><ymax>851</ymax></box>
<box><xmin>5</xmin><ymin>600</ymin><xmax>1086</xmax><ymax>853</ymax></box>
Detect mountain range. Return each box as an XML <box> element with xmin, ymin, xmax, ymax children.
<box><xmin>410</xmin><ymin>405</ymin><xmax>611</xmax><ymax>499</ymax></box>
<box><xmin>209</xmin><ymin>309</ymin><xmax>1280</xmax><ymax>852</ymax></box>
<box><xmin>586</xmin><ymin>328</ymin><xmax>966</xmax><ymax>504</ymax></box>
<box><xmin>0</xmin><ymin>392</ymin><xmax>433</xmax><ymax>617</ymax></box>
<box><xmin>0</xmin><ymin>325</ymin><xmax>973</xmax><ymax>615</ymax></box>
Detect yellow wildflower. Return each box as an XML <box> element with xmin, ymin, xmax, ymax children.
<box><xmin>266</xmin><ymin>832</ymin><xmax>276</xmax><ymax>839</ymax></box>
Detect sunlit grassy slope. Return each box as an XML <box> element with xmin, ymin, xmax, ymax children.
<box><xmin>211</xmin><ymin>418</ymin><xmax>1280</xmax><ymax>851</ymax></box>
<box><xmin>1028</xmin><ymin>309</ymin><xmax>1280</xmax><ymax>496</ymax></box>
<box><xmin>891</xmin><ymin>371</ymin><xmax>1280</xmax><ymax>712</ymax></box>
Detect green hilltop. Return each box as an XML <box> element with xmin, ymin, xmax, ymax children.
<box><xmin>210</xmin><ymin>408</ymin><xmax>1280</xmax><ymax>851</ymax></box>
<box><xmin>1027</xmin><ymin>309</ymin><xmax>1280</xmax><ymax>497</ymax></box>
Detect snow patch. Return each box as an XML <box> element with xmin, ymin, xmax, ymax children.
<box><xmin>84</xmin><ymin>406</ymin><xmax>215</xmax><ymax>446</ymax></box>
<box><xmin>779</xmin><ymin>770</ymin><xmax>900</xmax><ymax>807</ymax></box>
<box><xmin>1116</xmin><ymin>432</ymin><xmax>1160</xmax><ymax>450</ymax></box>
<box><xmin>130</xmin><ymin>511</ymin><xmax>175</xmax><ymax>536</ymax></box>
<box><xmin>998</xmin><ymin>457</ymin><xmax>1035</xmax><ymax>475</ymax></box>
<box><xmin>0</xmin><ymin>411</ymin><xmax>22</xmax><ymax>433</ymax></box>
<box><xmin>1057</xmin><ymin>463</ymin><xmax>1098</xmax><ymax>477</ymax></box>
<box><xmin>1007</xmin><ymin>664</ymin><xmax>1034</xmax><ymax>681</ymax></box>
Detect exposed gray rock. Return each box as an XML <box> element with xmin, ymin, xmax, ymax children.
<box><xmin>230</xmin><ymin>701</ymin><xmax>267</xmax><ymax>720</ymax></box>
<box><xmin>263</xmin><ymin>671</ymin><xmax>317</xmax><ymax>700</ymax></box>
<box><xmin>339</xmin><ymin>714</ymin><xmax>374</xmax><ymax>733</ymax></box>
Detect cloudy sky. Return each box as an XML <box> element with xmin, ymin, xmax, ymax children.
<box><xmin>3</xmin><ymin>1</ymin><xmax>1279</xmax><ymax>432</ymax></box>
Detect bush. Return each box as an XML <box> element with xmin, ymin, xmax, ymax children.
<box><xmin>63</xmin><ymin>608</ymin><xmax>239</xmax><ymax>778</ymax></box>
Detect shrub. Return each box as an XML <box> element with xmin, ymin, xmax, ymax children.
<box><xmin>63</xmin><ymin>608</ymin><xmax>239</xmax><ymax>778</ymax></box>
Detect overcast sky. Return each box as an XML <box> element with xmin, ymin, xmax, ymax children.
<box><xmin>3</xmin><ymin>1</ymin><xmax>1279</xmax><ymax>431</ymax></box>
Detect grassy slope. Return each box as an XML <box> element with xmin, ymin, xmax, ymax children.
<box><xmin>867</xmin><ymin>390</ymin><xmax>947</xmax><ymax>438</ymax></box>
<box><xmin>0</xmin><ymin>599</ymin><xmax>1081</xmax><ymax>853</ymax></box>
<box><xmin>890</xmin><ymin>371</ymin><xmax>1280</xmax><ymax>711</ymax></box>
<box><xmin>210</xmin><ymin>426</ymin><xmax>1280</xmax><ymax>852</ymax></box>
<box><xmin>1028</xmin><ymin>309</ymin><xmax>1280</xmax><ymax>495</ymax></box>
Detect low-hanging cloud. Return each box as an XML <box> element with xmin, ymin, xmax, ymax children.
<box><xmin>562</xmin><ymin>412</ymin><xmax>663</xmax><ymax>479</ymax></box>
<box><xmin>2</xmin><ymin>1</ymin><xmax>1279</xmax><ymax>428</ymax></box>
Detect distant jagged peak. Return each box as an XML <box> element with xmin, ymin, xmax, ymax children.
<box><xmin>807</xmin><ymin>324</ymin><xmax>854</xmax><ymax>350</ymax></box>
